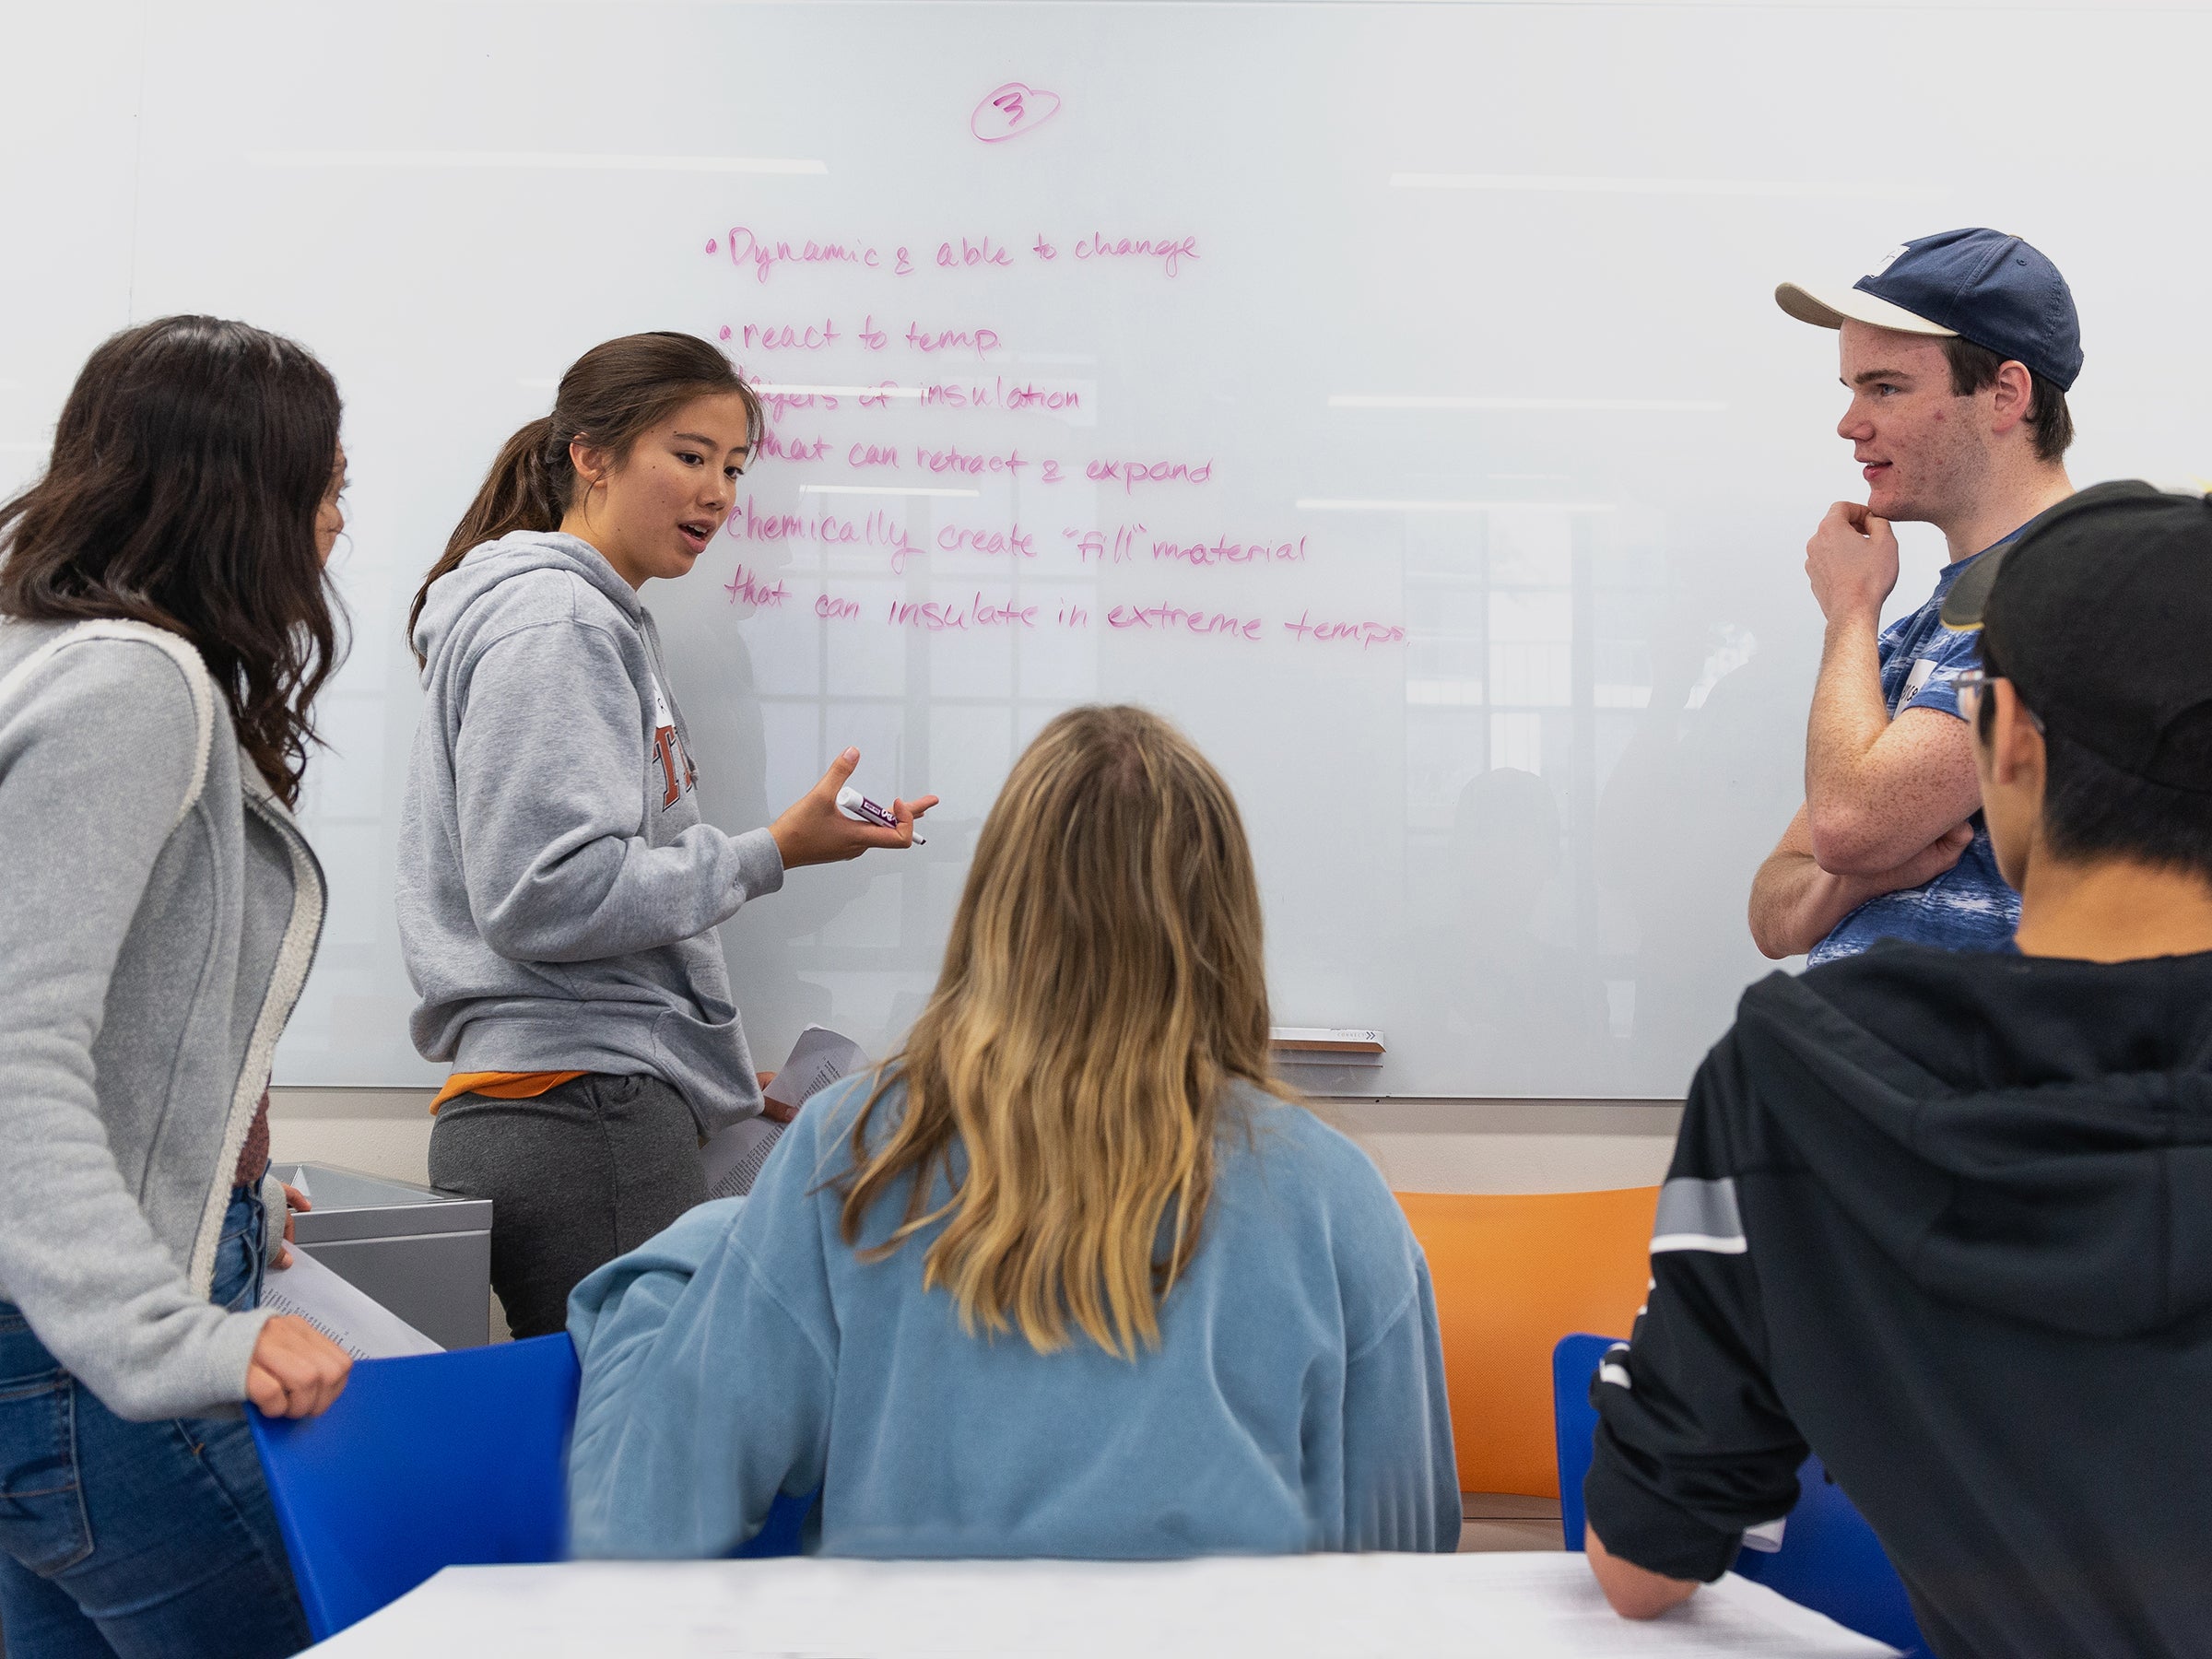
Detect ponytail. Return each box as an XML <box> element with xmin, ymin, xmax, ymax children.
<box><xmin>410</xmin><ymin>332</ymin><xmax>762</xmax><ymax>660</ymax></box>
<box><xmin>408</xmin><ymin>418</ymin><xmax>565</xmax><ymax>650</ymax></box>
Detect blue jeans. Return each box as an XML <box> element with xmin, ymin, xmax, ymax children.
<box><xmin>0</xmin><ymin>1188</ymin><xmax>312</xmax><ymax>1658</ymax></box>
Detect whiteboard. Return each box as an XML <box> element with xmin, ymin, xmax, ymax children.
<box><xmin>6</xmin><ymin>1</ymin><xmax>2210</xmax><ymax>1098</ymax></box>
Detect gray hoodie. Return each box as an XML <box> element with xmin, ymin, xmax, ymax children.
<box><xmin>399</xmin><ymin>531</ymin><xmax>783</xmax><ymax>1132</ymax></box>
<box><xmin>0</xmin><ymin>618</ymin><xmax>323</xmax><ymax>1419</ymax></box>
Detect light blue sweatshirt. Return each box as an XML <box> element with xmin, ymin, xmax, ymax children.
<box><xmin>567</xmin><ymin>1076</ymin><xmax>1461</xmax><ymax>1559</ymax></box>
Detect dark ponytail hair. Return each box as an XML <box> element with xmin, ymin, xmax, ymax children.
<box><xmin>0</xmin><ymin>315</ymin><xmax>345</xmax><ymax>807</ymax></box>
<box><xmin>411</xmin><ymin>332</ymin><xmax>761</xmax><ymax>655</ymax></box>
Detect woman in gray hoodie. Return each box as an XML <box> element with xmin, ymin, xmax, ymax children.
<box><xmin>399</xmin><ymin>333</ymin><xmax>934</xmax><ymax>1339</ymax></box>
<box><xmin>0</xmin><ymin>317</ymin><xmax>355</xmax><ymax>1656</ymax></box>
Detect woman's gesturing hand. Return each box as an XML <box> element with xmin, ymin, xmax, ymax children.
<box><xmin>771</xmin><ymin>747</ymin><xmax>938</xmax><ymax>869</ymax></box>
<box><xmin>246</xmin><ymin>1316</ymin><xmax>353</xmax><ymax>1419</ymax></box>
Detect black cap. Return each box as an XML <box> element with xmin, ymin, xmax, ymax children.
<box><xmin>1940</xmin><ymin>480</ymin><xmax>2212</xmax><ymax>794</ymax></box>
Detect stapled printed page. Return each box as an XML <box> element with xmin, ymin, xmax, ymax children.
<box><xmin>700</xmin><ymin>1026</ymin><xmax>871</xmax><ymax>1199</ymax></box>
<box><xmin>260</xmin><ymin>1246</ymin><xmax>443</xmax><ymax>1360</ymax></box>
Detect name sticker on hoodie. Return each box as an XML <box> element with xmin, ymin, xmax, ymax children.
<box><xmin>649</xmin><ymin>673</ymin><xmax>697</xmax><ymax>809</ymax></box>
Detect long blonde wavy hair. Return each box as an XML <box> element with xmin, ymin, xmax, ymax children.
<box><xmin>837</xmin><ymin>704</ymin><xmax>1285</xmax><ymax>1359</ymax></box>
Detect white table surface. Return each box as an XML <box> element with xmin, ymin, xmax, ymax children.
<box><xmin>310</xmin><ymin>1552</ymin><xmax>1898</xmax><ymax>1657</ymax></box>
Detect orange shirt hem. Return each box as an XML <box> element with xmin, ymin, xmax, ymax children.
<box><xmin>429</xmin><ymin>1070</ymin><xmax>589</xmax><ymax>1113</ymax></box>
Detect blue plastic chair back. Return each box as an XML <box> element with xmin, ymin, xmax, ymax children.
<box><xmin>1552</xmin><ymin>1331</ymin><xmax>1613</xmax><ymax>1554</ymax></box>
<box><xmin>1730</xmin><ymin>1456</ymin><xmax>1928</xmax><ymax>1655</ymax></box>
<box><xmin>250</xmin><ymin>1335</ymin><xmax>583</xmax><ymax>1641</ymax></box>
<box><xmin>739</xmin><ymin>1488</ymin><xmax>815</xmax><ymax>1559</ymax></box>
<box><xmin>1551</xmin><ymin>1332</ymin><xmax>1931</xmax><ymax>1655</ymax></box>
<box><xmin>251</xmin><ymin>1334</ymin><xmax>818</xmax><ymax>1640</ymax></box>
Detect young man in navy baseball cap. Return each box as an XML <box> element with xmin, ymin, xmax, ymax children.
<box><xmin>1586</xmin><ymin>483</ymin><xmax>2212</xmax><ymax>1656</ymax></box>
<box><xmin>1748</xmin><ymin>229</ymin><xmax>2080</xmax><ymax>965</ymax></box>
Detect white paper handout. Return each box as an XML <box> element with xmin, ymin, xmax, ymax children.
<box><xmin>700</xmin><ymin>1117</ymin><xmax>785</xmax><ymax>1203</ymax></box>
<box><xmin>763</xmin><ymin>1025</ymin><xmax>869</xmax><ymax>1115</ymax></box>
<box><xmin>699</xmin><ymin>1026</ymin><xmax>869</xmax><ymax>1201</ymax></box>
<box><xmin>261</xmin><ymin>1246</ymin><xmax>444</xmax><ymax>1359</ymax></box>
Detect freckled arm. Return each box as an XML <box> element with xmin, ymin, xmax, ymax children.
<box><xmin>1748</xmin><ymin>799</ymin><xmax>1979</xmax><ymax>959</ymax></box>
<box><xmin>1803</xmin><ymin>610</ymin><xmax>1983</xmax><ymax>873</ymax></box>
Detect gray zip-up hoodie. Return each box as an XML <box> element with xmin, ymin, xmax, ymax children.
<box><xmin>0</xmin><ymin>618</ymin><xmax>324</xmax><ymax>1419</ymax></box>
<box><xmin>399</xmin><ymin>531</ymin><xmax>783</xmax><ymax>1132</ymax></box>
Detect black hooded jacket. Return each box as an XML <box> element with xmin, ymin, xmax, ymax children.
<box><xmin>1586</xmin><ymin>941</ymin><xmax>2212</xmax><ymax>1659</ymax></box>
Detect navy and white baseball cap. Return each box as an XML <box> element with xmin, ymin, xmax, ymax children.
<box><xmin>1776</xmin><ymin>228</ymin><xmax>2085</xmax><ymax>391</ymax></box>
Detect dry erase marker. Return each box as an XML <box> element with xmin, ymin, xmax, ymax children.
<box><xmin>836</xmin><ymin>785</ymin><xmax>924</xmax><ymax>845</ymax></box>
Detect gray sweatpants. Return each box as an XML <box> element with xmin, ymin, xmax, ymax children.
<box><xmin>428</xmin><ymin>1073</ymin><xmax>707</xmax><ymax>1339</ymax></box>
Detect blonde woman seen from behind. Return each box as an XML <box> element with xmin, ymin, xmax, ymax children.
<box><xmin>566</xmin><ymin>706</ymin><xmax>1461</xmax><ymax>1559</ymax></box>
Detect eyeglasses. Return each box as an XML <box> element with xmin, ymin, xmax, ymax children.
<box><xmin>1951</xmin><ymin>669</ymin><xmax>2043</xmax><ymax>731</ymax></box>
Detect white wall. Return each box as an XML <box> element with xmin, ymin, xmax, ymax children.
<box><xmin>1309</xmin><ymin>1098</ymin><xmax>1678</xmax><ymax>1194</ymax></box>
<box><xmin>269</xmin><ymin>1088</ymin><xmax>1679</xmax><ymax>1196</ymax></box>
<box><xmin>269</xmin><ymin>1088</ymin><xmax>440</xmax><ymax>1188</ymax></box>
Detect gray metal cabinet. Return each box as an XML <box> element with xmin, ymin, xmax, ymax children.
<box><xmin>283</xmin><ymin>1164</ymin><xmax>493</xmax><ymax>1351</ymax></box>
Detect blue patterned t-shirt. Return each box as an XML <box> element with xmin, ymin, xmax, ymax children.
<box><xmin>1808</xmin><ymin>544</ymin><xmax>2021</xmax><ymax>965</ymax></box>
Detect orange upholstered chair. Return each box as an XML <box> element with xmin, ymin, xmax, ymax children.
<box><xmin>1395</xmin><ymin>1188</ymin><xmax>1658</xmax><ymax>1497</ymax></box>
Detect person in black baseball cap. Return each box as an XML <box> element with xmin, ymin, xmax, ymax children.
<box><xmin>1584</xmin><ymin>481</ymin><xmax>2212</xmax><ymax>1653</ymax></box>
<box><xmin>1943</xmin><ymin>480</ymin><xmax>2212</xmax><ymax>922</ymax></box>
<box><xmin>1749</xmin><ymin>229</ymin><xmax>2081</xmax><ymax>968</ymax></box>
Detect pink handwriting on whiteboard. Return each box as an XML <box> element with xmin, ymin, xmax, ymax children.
<box><xmin>1072</xmin><ymin>233</ymin><xmax>1199</xmax><ymax>277</ymax></box>
<box><xmin>971</xmin><ymin>82</ymin><xmax>1062</xmax><ymax>143</ymax></box>
<box><xmin>888</xmin><ymin>594</ymin><xmax>1041</xmax><ymax>631</ymax></box>
<box><xmin>756</xmin><ymin>431</ymin><xmax>830</xmax><ymax>464</ymax></box>
<box><xmin>1086</xmin><ymin>458</ymin><xmax>1213</xmax><ymax>494</ymax></box>
<box><xmin>906</xmin><ymin>322</ymin><xmax>1003</xmax><ymax>358</ymax></box>
<box><xmin>1151</xmin><ymin>533</ymin><xmax>1306</xmax><ymax>567</ymax></box>
<box><xmin>1065</xmin><ymin>525</ymin><xmax>1141</xmax><ymax>564</ymax></box>
<box><xmin>1283</xmin><ymin>612</ymin><xmax>1406</xmax><ymax>648</ymax></box>
<box><xmin>1107</xmin><ymin>602</ymin><xmax>1264</xmax><ymax>641</ymax></box>
<box><xmin>724</xmin><ymin>229</ymin><xmax>880</xmax><ymax>285</ymax></box>
<box><xmin>724</xmin><ymin>566</ymin><xmax>791</xmax><ymax>609</ymax></box>
<box><xmin>724</xmin><ymin>496</ymin><xmax>922</xmax><ymax>570</ymax></box>
<box><xmin>936</xmin><ymin>522</ymin><xmax>1037</xmax><ymax>559</ymax></box>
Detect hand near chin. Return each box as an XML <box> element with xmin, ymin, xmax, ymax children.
<box><xmin>1805</xmin><ymin>501</ymin><xmax>1900</xmax><ymax>625</ymax></box>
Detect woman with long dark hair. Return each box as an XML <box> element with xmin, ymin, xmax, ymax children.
<box><xmin>0</xmin><ymin>316</ymin><xmax>355</xmax><ymax>1656</ymax></box>
<box><xmin>399</xmin><ymin>331</ymin><xmax>935</xmax><ymax>1339</ymax></box>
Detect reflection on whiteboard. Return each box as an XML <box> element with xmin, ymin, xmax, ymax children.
<box><xmin>17</xmin><ymin>1</ymin><xmax>2200</xmax><ymax>1098</ymax></box>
